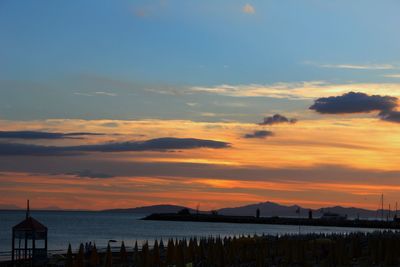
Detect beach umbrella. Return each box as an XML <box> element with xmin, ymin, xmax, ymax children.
<box><xmin>104</xmin><ymin>243</ymin><xmax>112</xmax><ymax>267</ymax></box>
<box><xmin>153</xmin><ymin>240</ymin><xmax>161</xmax><ymax>267</ymax></box>
<box><xmin>119</xmin><ymin>241</ymin><xmax>128</xmax><ymax>266</ymax></box>
<box><xmin>66</xmin><ymin>244</ymin><xmax>73</xmax><ymax>267</ymax></box>
<box><xmin>89</xmin><ymin>243</ymin><xmax>100</xmax><ymax>267</ymax></box>
<box><xmin>74</xmin><ymin>243</ymin><xmax>85</xmax><ymax>267</ymax></box>
<box><xmin>166</xmin><ymin>239</ymin><xmax>175</xmax><ymax>266</ymax></box>
<box><xmin>142</xmin><ymin>242</ymin><xmax>150</xmax><ymax>267</ymax></box>
<box><xmin>133</xmin><ymin>241</ymin><xmax>140</xmax><ymax>267</ymax></box>
<box><xmin>176</xmin><ymin>242</ymin><xmax>185</xmax><ymax>267</ymax></box>
<box><xmin>384</xmin><ymin>237</ymin><xmax>398</xmax><ymax>266</ymax></box>
<box><xmin>187</xmin><ymin>238</ymin><xmax>195</xmax><ymax>263</ymax></box>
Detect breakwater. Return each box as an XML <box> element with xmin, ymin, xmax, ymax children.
<box><xmin>143</xmin><ymin>213</ymin><xmax>400</xmax><ymax>230</ymax></box>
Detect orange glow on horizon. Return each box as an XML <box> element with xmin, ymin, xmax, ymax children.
<box><xmin>0</xmin><ymin>117</ymin><xmax>400</xmax><ymax>210</ymax></box>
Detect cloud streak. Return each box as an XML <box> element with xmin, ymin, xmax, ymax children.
<box><xmin>0</xmin><ymin>131</ymin><xmax>103</xmax><ymax>140</ymax></box>
<box><xmin>0</xmin><ymin>137</ymin><xmax>230</xmax><ymax>156</ymax></box>
<box><xmin>73</xmin><ymin>91</ymin><xmax>118</xmax><ymax>97</ymax></box>
<box><xmin>66</xmin><ymin>170</ymin><xmax>115</xmax><ymax>179</ymax></box>
<box><xmin>244</xmin><ymin>130</ymin><xmax>273</xmax><ymax>139</ymax></box>
<box><xmin>384</xmin><ymin>74</ymin><xmax>400</xmax><ymax>78</ymax></box>
<box><xmin>188</xmin><ymin>82</ymin><xmax>400</xmax><ymax>99</ymax></box>
<box><xmin>317</xmin><ymin>63</ymin><xmax>395</xmax><ymax>70</ymax></box>
<box><xmin>94</xmin><ymin>91</ymin><xmax>117</xmax><ymax>97</ymax></box>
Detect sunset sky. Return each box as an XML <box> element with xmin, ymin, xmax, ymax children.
<box><xmin>1</xmin><ymin>0</ymin><xmax>400</xmax><ymax>210</ymax></box>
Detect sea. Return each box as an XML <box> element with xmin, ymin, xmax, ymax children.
<box><xmin>0</xmin><ymin>210</ymin><xmax>380</xmax><ymax>260</ymax></box>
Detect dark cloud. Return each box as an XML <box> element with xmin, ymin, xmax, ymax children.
<box><xmin>76</xmin><ymin>138</ymin><xmax>230</xmax><ymax>152</ymax></box>
<box><xmin>0</xmin><ymin>137</ymin><xmax>230</xmax><ymax>156</ymax></box>
<box><xmin>259</xmin><ymin>114</ymin><xmax>297</xmax><ymax>125</ymax></box>
<box><xmin>0</xmin><ymin>143</ymin><xmax>70</xmax><ymax>156</ymax></box>
<box><xmin>0</xmin><ymin>131</ymin><xmax>103</xmax><ymax>140</ymax></box>
<box><xmin>244</xmin><ymin>130</ymin><xmax>273</xmax><ymax>139</ymax></box>
<box><xmin>67</xmin><ymin>170</ymin><xmax>114</xmax><ymax>179</ymax></box>
<box><xmin>309</xmin><ymin>92</ymin><xmax>398</xmax><ymax>114</ymax></box>
<box><xmin>379</xmin><ymin>110</ymin><xmax>400</xmax><ymax>123</ymax></box>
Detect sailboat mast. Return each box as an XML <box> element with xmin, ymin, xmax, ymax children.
<box><xmin>381</xmin><ymin>194</ymin><xmax>384</xmax><ymax>221</ymax></box>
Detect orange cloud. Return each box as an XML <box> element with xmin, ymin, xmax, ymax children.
<box><xmin>243</xmin><ymin>4</ymin><xmax>255</xmax><ymax>14</ymax></box>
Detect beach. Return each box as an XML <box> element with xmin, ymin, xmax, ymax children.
<box><xmin>4</xmin><ymin>231</ymin><xmax>400</xmax><ymax>266</ymax></box>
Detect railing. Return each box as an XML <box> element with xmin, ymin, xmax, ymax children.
<box><xmin>10</xmin><ymin>248</ymin><xmax>47</xmax><ymax>261</ymax></box>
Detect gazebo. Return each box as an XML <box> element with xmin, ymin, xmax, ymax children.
<box><xmin>12</xmin><ymin>200</ymin><xmax>48</xmax><ymax>266</ymax></box>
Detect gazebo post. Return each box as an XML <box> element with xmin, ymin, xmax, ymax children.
<box><xmin>24</xmin><ymin>232</ymin><xmax>28</xmax><ymax>262</ymax></box>
<box><xmin>19</xmin><ymin>239</ymin><xmax>21</xmax><ymax>261</ymax></box>
<box><xmin>32</xmin><ymin>231</ymin><xmax>35</xmax><ymax>267</ymax></box>
<box><xmin>45</xmin><ymin>230</ymin><xmax>48</xmax><ymax>251</ymax></box>
<box><xmin>11</xmin><ymin>229</ymin><xmax>15</xmax><ymax>264</ymax></box>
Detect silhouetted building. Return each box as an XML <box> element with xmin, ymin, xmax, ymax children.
<box><xmin>308</xmin><ymin>209</ymin><xmax>313</xmax><ymax>219</ymax></box>
<box><xmin>12</xmin><ymin>200</ymin><xmax>48</xmax><ymax>266</ymax></box>
<box><xmin>256</xmin><ymin>208</ymin><xmax>260</xmax><ymax>219</ymax></box>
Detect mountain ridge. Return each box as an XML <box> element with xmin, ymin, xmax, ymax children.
<box><xmin>1</xmin><ymin>201</ymin><xmax>387</xmax><ymax>219</ymax></box>
<box><xmin>102</xmin><ymin>201</ymin><xmax>386</xmax><ymax>219</ymax></box>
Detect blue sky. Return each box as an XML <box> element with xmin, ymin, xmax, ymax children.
<box><xmin>3</xmin><ymin>1</ymin><xmax>400</xmax><ymax>210</ymax></box>
<box><xmin>1</xmin><ymin>0</ymin><xmax>400</xmax><ymax>120</ymax></box>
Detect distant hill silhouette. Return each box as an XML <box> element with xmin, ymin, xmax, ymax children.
<box><xmin>102</xmin><ymin>202</ymin><xmax>387</xmax><ymax>219</ymax></box>
<box><xmin>217</xmin><ymin>202</ymin><xmax>382</xmax><ymax>219</ymax></box>
<box><xmin>3</xmin><ymin>201</ymin><xmax>387</xmax><ymax>219</ymax></box>
<box><xmin>218</xmin><ymin>201</ymin><xmax>302</xmax><ymax>217</ymax></box>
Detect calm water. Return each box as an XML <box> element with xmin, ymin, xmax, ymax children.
<box><xmin>0</xmin><ymin>210</ymin><xmax>380</xmax><ymax>256</ymax></box>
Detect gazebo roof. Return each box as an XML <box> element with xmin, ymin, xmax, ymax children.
<box><xmin>13</xmin><ymin>216</ymin><xmax>47</xmax><ymax>232</ymax></box>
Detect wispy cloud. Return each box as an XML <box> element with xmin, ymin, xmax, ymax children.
<box><xmin>213</xmin><ymin>101</ymin><xmax>246</xmax><ymax>108</ymax></box>
<box><xmin>186</xmin><ymin>102</ymin><xmax>198</xmax><ymax>107</ymax></box>
<box><xmin>73</xmin><ymin>92</ymin><xmax>92</xmax><ymax>97</ymax></box>
<box><xmin>308</xmin><ymin>62</ymin><xmax>395</xmax><ymax>70</ymax></box>
<box><xmin>200</xmin><ymin>112</ymin><xmax>217</xmax><ymax>117</ymax></box>
<box><xmin>242</xmin><ymin>3</ymin><xmax>255</xmax><ymax>14</ymax></box>
<box><xmin>74</xmin><ymin>91</ymin><xmax>118</xmax><ymax>97</ymax></box>
<box><xmin>95</xmin><ymin>91</ymin><xmax>117</xmax><ymax>97</ymax></box>
<box><xmin>383</xmin><ymin>74</ymin><xmax>400</xmax><ymax>78</ymax></box>
<box><xmin>189</xmin><ymin>82</ymin><xmax>400</xmax><ymax>99</ymax></box>
<box><xmin>66</xmin><ymin>169</ymin><xmax>115</xmax><ymax>179</ymax></box>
